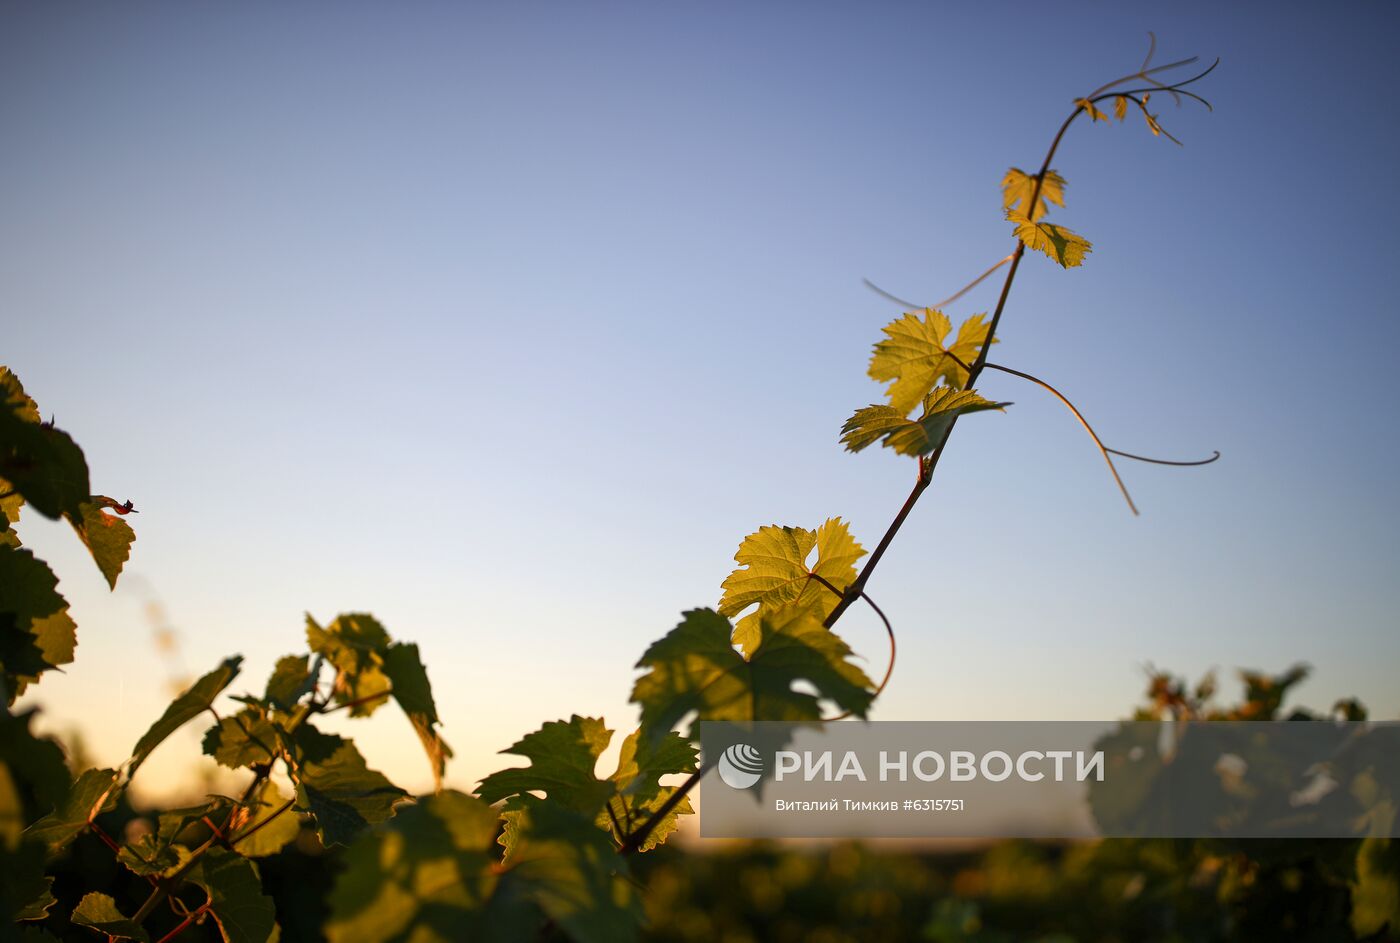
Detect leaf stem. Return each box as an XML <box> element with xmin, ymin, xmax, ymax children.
<box><xmin>319</xmin><ymin>689</ymin><xmax>393</xmax><ymax>715</ymax></box>
<box><xmin>228</xmin><ymin>797</ymin><xmax>297</xmax><ymax>848</ymax></box>
<box><xmin>619</xmin><ymin>760</ymin><xmax>714</xmax><ymax>855</ymax></box>
<box><xmin>154</xmin><ymin>900</ymin><xmax>213</xmax><ymax>943</ymax></box>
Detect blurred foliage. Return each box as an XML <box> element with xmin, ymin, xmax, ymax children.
<box><xmin>10</xmin><ymin>663</ymin><xmax>1397</xmax><ymax>942</ymax></box>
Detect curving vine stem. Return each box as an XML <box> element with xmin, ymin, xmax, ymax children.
<box><xmin>620</xmin><ymin>42</ymin><xmax>1218</xmax><ymax>857</ymax></box>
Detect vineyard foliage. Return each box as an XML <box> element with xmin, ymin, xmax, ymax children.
<box><xmin>3</xmin><ymin>42</ymin><xmax>1398</xmax><ymax>943</ymax></box>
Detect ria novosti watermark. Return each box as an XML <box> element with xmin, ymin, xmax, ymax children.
<box><xmin>764</xmin><ymin>745</ymin><xmax>1104</xmax><ymax>784</ymax></box>
<box><xmin>699</xmin><ymin>720</ymin><xmax>1400</xmax><ymax>839</ymax></box>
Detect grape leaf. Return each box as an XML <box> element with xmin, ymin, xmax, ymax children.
<box><xmin>506</xmin><ymin>800</ymin><xmax>642</xmax><ymax>943</ymax></box>
<box><xmin>307</xmin><ymin>613</ymin><xmax>392</xmax><ymax>717</ymax></box>
<box><xmin>0</xmin><ymin>545</ymin><xmax>77</xmax><ymax>700</ymax></box>
<box><xmin>0</xmin><ymin>613</ymin><xmax>55</xmax><ymax>684</ymax></box>
<box><xmin>117</xmin><ymin>832</ymin><xmax>190</xmax><ymax>877</ymax></box>
<box><xmin>867</xmin><ymin>309</ymin><xmax>992</xmax><ymax>414</ymax></box>
<box><xmin>263</xmin><ymin>654</ymin><xmax>311</xmax><ymax>711</ymax></box>
<box><xmin>842</xmin><ymin>389</ymin><xmax>1009</xmax><ymax>457</ymax></box>
<box><xmin>1007</xmin><ymin>209</ymin><xmax>1092</xmax><ymax>267</ymax></box>
<box><xmin>325</xmin><ymin>790</ymin><xmax>544</xmax><ymax>943</ymax></box>
<box><xmin>1001</xmin><ymin>167</ymin><xmax>1066</xmax><ymax>221</ymax></box>
<box><xmin>186</xmin><ymin>847</ymin><xmax>277</xmax><ymax>943</ymax></box>
<box><xmin>631</xmin><ymin>607</ymin><xmax>874</xmax><ymax>742</ymax></box>
<box><xmin>230</xmin><ymin>780</ymin><xmax>300</xmax><ymax>858</ymax></box>
<box><xmin>0</xmin><ymin>368</ymin><xmax>40</xmax><ymax>425</ymax></box>
<box><xmin>718</xmin><ymin>518</ymin><xmax>865</xmax><ymax>657</ymax></box>
<box><xmin>70</xmin><ymin>500</ymin><xmax>135</xmax><ymax>590</ymax></box>
<box><xmin>202</xmin><ymin>708</ymin><xmax>277</xmax><ymax>769</ymax></box>
<box><xmin>291</xmin><ymin>735</ymin><xmax>406</xmax><ymax>847</ymax></box>
<box><xmin>129</xmin><ymin>656</ymin><xmax>242</xmax><ymax>775</ymax></box>
<box><xmin>153</xmin><ymin>796</ymin><xmax>236</xmax><ymax>852</ymax></box>
<box><xmin>1074</xmin><ymin>97</ymin><xmax>1109</xmax><ymax>122</ymax></box>
<box><xmin>382</xmin><ymin>642</ymin><xmax>452</xmax><ymax>790</ymax></box>
<box><xmin>0</xmin><ymin>393</ymin><xmax>90</xmax><ymax>523</ymax></box>
<box><xmin>70</xmin><ymin>892</ymin><xmax>149</xmax><ymax>942</ymax></box>
<box><xmin>597</xmin><ymin>728</ymin><xmax>698</xmax><ymax>851</ymax></box>
<box><xmin>23</xmin><ymin>767</ymin><xmax>119</xmax><ymax>857</ymax></box>
<box><xmin>477</xmin><ymin>715</ymin><xmax>615</xmax><ymax>815</ymax></box>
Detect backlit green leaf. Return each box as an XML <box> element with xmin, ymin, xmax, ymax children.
<box><xmin>71</xmin><ymin>892</ymin><xmax>149</xmax><ymax>942</ymax></box>
<box><xmin>0</xmin><ymin>545</ymin><xmax>77</xmax><ymax>700</ymax></box>
<box><xmin>117</xmin><ymin>831</ymin><xmax>189</xmax><ymax>878</ymax></box>
<box><xmin>1007</xmin><ymin>209</ymin><xmax>1092</xmax><ymax>268</ymax></box>
<box><xmin>129</xmin><ymin>656</ymin><xmax>242</xmax><ymax>775</ymax></box>
<box><xmin>506</xmin><ymin>800</ymin><xmax>642</xmax><ymax>943</ymax></box>
<box><xmin>383</xmin><ymin>642</ymin><xmax>452</xmax><ymax>790</ymax></box>
<box><xmin>842</xmin><ymin>389</ymin><xmax>1009</xmax><ymax>457</ymax></box>
<box><xmin>597</xmin><ymin>728</ymin><xmax>697</xmax><ymax>851</ymax></box>
<box><xmin>70</xmin><ymin>500</ymin><xmax>135</xmax><ymax>590</ymax></box>
<box><xmin>477</xmin><ymin>715</ymin><xmax>615</xmax><ymax>815</ymax></box>
<box><xmin>324</xmin><ymin>790</ymin><xmax>542</xmax><ymax>943</ymax></box>
<box><xmin>155</xmin><ymin>796</ymin><xmax>236</xmax><ymax>850</ymax></box>
<box><xmin>292</xmin><ymin>736</ymin><xmax>406</xmax><ymax>847</ymax></box>
<box><xmin>230</xmin><ymin>780</ymin><xmax>301</xmax><ymax>858</ymax></box>
<box><xmin>186</xmin><ymin>847</ymin><xmax>278</xmax><ymax>943</ymax></box>
<box><xmin>718</xmin><ymin>518</ymin><xmax>865</xmax><ymax>657</ymax></box>
<box><xmin>632</xmin><ymin>607</ymin><xmax>874</xmax><ymax>742</ymax></box>
<box><xmin>307</xmin><ymin>613</ymin><xmax>392</xmax><ymax>717</ymax></box>
<box><xmin>23</xmin><ymin>767</ymin><xmax>119</xmax><ymax>858</ymax></box>
<box><xmin>0</xmin><ymin>379</ymin><xmax>90</xmax><ymax>523</ymax></box>
<box><xmin>263</xmin><ymin>654</ymin><xmax>312</xmax><ymax>711</ymax></box>
<box><xmin>202</xmin><ymin>708</ymin><xmax>277</xmax><ymax>769</ymax></box>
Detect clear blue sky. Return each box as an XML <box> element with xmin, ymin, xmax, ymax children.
<box><xmin>4</xmin><ymin>2</ymin><xmax>1397</xmax><ymax>800</ymax></box>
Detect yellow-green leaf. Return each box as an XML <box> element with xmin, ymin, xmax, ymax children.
<box><xmin>597</xmin><ymin>728</ymin><xmax>697</xmax><ymax>851</ymax></box>
<box><xmin>718</xmin><ymin>518</ymin><xmax>865</xmax><ymax>657</ymax></box>
<box><xmin>477</xmin><ymin>715</ymin><xmax>615</xmax><ymax>816</ymax></box>
<box><xmin>631</xmin><ymin>607</ymin><xmax>874</xmax><ymax>742</ymax></box>
<box><xmin>382</xmin><ymin>642</ymin><xmax>452</xmax><ymax>791</ymax></box>
<box><xmin>23</xmin><ymin>768</ymin><xmax>119</xmax><ymax>858</ymax></box>
<box><xmin>71</xmin><ymin>892</ymin><xmax>148</xmax><ymax>942</ymax></box>
<box><xmin>842</xmin><ymin>389</ymin><xmax>1009</xmax><ymax>457</ymax></box>
<box><xmin>201</xmin><ymin>708</ymin><xmax>277</xmax><ymax>769</ymax></box>
<box><xmin>867</xmin><ymin>309</ymin><xmax>993</xmax><ymax>414</ymax></box>
<box><xmin>306</xmin><ymin>613</ymin><xmax>392</xmax><ymax>717</ymax></box>
<box><xmin>128</xmin><ymin>656</ymin><xmax>242</xmax><ymax>775</ymax></box>
<box><xmin>292</xmin><ymin>735</ymin><xmax>406</xmax><ymax>847</ymax></box>
<box><xmin>230</xmin><ymin>780</ymin><xmax>301</xmax><ymax>859</ymax></box>
<box><xmin>1007</xmin><ymin>209</ymin><xmax>1092</xmax><ymax>268</ymax></box>
<box><xmin>1074</xmin><ymin>97</ymin><xmax>1109</xmax><ymax>122</ymax></box>
<box><xmin>0</xmin><ymin>545</ymin><xmax>77</xmax><ymax>700</ymax></box>
<box><xmin>70</xmin><ymin>501</ymin><xmax>135</xmax><ymax>590</ymax></box>
<box><xmin>185</xmin><ymin>847</ymin><xmax>277</xmax><ymax>943</ymax></box>
<box><xmin>1000</xmin><ymin>167</ymin><xmax>1066</xmax><ymax>221</ymax></box>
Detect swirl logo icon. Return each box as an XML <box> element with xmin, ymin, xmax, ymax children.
<box><xmin>717</xmin><ymin>743</ymin><xmax>764</xmax><ymax>789</ymax></box>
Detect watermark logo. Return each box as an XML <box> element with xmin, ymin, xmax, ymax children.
<box><xmin>717</xmin><ymin>742</ymin><xmax>764</xmax><ymax>789</ymax></box>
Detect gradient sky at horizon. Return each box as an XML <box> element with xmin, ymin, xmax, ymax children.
<box><xmin>3</xmin><ymin>2</ymin><xmax>1398</xmax><ymax>802</ymax></box>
